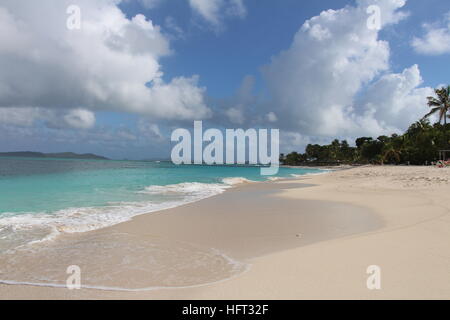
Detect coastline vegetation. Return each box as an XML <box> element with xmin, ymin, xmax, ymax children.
<box><xmin>0</xmin><ymin>152</ymin><xmax>109</xmax><ymax>160</ymax></box>
<box><xmin>281</xmin><ymin>86</ymin><xmax>450</xmax><ymax>166</ymax></box>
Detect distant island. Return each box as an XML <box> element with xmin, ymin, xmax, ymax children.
<box><xmin>0</xmin><ymin>151</ymin><xmax>109</xmax><ymax>160</ymax></box>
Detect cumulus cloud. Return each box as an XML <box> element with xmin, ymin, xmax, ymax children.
<box><xmin>357</xmin><ymin>65</ymin><xmax>434</xmax><ymax>132</ymax></box>
<box><xmin>0</xmin><ymin>0</ymin><xmax>211</xmax><ymax>128</ymax></box>
<box><xmin>188</xmin><ymin>0</ymin><xmax>246</xmax><ymax>28</ymax></box>
<box><xmin>0</xmin><ymin>0</ymin><xmax>436</xmax><ymax>157</ymax></box>
<box><xmin>258</xmin><ymin>0</ymin><xmax>431</xmax><ymax>144</ymax></box>
<box><xmin>412</xmin><ymin>12</ymin><xmax>450</xmax><ymax>55</ymax></box>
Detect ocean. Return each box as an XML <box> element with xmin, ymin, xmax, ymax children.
<box><xmin>0</xmin><ymin>157</ymin><xmax>323</xmax><ymax>254</ymax></box>
<box><xmin>0</xmin><ymin>157</ymin><xmax>325</xmax><ymax>289</ymax></box>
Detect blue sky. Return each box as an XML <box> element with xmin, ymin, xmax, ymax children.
<box><xmin>122</xmin><ymin>0</ymin><xmax>450</xmax><ymax>96</ymax></box>
<box><xmin>0</xmin><ymin>0</ymin><xmax>449</xmax><ymax>159</ymax></box>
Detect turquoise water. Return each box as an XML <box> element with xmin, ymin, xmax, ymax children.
<box><xmin>0</xmin><ymin>157</ymin><xmax>323</xmax><ymax>252</ymax></box>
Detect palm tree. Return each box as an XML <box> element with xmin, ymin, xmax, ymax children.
<box><xmin>424</xmin><ymin>86</ymin><xmax>450</xmax><ymax>125</ymax></box>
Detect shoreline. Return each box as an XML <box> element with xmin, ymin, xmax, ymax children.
<box><xmin>0</xmin><ymin>167</ymin><xmax>325</xmax><ymax>256</ymax></box>
<box><xmin>1</xmin><ymin>165</ymin><xmax>450</xmax><ymax>299</ymax></box>
<box><xmin>0</xmin><ymin>168</ymin><xmax>382</xmax><ymax>298</ymax></box>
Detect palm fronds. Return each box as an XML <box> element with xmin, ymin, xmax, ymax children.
<box><xmin>424</xmin><ymin>86</ymin><xmax>450</xmax><ymax>125</ymax></box>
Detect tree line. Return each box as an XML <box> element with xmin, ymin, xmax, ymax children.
<box><xmin>280</xmin><ymin>86</ymin><xmax>450</xmax><ymax>166</ymax></box>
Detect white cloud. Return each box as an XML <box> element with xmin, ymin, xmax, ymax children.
<box><xmin>189</xmin><ymin>0</ymin><xmax>222</xmax><ymax>25</ymax></box>
<box><xmin>225</xmin><ymin>107</ymin><xmax>245</xmax><ymax>125</ymax></box>
<box><xmin>358</xmin><ymin>65</ymin><xmax>434</xmax><ymax>132</ymax></box>
<box><xmin>359</xmin><ymin>0</ymin><xmax>409</xmax><ymax>26</ymax></box>
<box><xmin>189</xmin><ymin>0</ymin><xmax>246</xmax><ymax>28</ymax></box>
<box><xmin>164</xmin><ymin>16</ymin><xmax>185</xmax><ymax>40</ymax></box>
<box><xmin>0</xmin><ymin>0</ymin><xmax>211</xmax><ymax>125</ymax></box>
<box><xmin>259</xmin><ymin>0</ymin><xmax>431</xmax><ymax>142</ymax></box>
<box><xmin>225</xmin><ymin>0</ymin><xmax>247</xmax><ymax>19</ymax></box>
<box><xmin>0</xmin><ymin>107</ymin><xmax>42</xmax><ymax>127</ymax></box>
<box><xmin>138</xmin><ymin>119</ymin><xmax>164</xmax><ymax>141</ymax></box>
<box><xmin>0</xmin><ymin>0</ymin><xmax>436</xmax><ymax>155</ymax></box>
<box><xmin>63</xmin><ymin>109</ymin><xmax>96</xmax><ymax>129</ymax></box>
<box><xmin>116</xmin><ymin>127</ymin><xmax>137</xmax><ymax>141</ymax></box>
<box><xmin>280</xmin><ymin>132</ymin><xmax>312</xmax><ymax>153</ymax></box>
<box><xmin>265</xmin><ymin>112</ymin><xmax>278</xmax><ymax>123</ymax></box>
<box><xmin>412</xmin><ymin>12</ymin><xmax>450</xmax><ymax>55</ymax></box>
<box><xmin>0</xmin><ymin>107</ymin><xmax>96</xmax><ymax>129</ymax></box>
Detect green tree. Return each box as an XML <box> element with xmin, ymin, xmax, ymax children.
<box><xmin>356</xmin><ymin>137</ymin><xmax>373</xmax><ymax>149</ymax></box>
<box><xmin>424</xmin><ymin>86</ymin><xmax>450</xmax><ymax>125</ymax></box>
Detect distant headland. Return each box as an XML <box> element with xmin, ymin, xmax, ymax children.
<box><xmin>0</xmin><ymin>151</ymin><xmax>109</xmax><ymax>160</ymax></box>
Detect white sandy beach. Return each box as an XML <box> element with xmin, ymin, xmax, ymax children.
<box><xmin>1</xmin><ymin>165</ymin><xmax>450</xmax><ymax>299</ymax></box>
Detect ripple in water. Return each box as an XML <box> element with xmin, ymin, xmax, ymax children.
<box><xmin>0</xmin><ymin>232</ymin><xmax>246</xmax><ymax>291</ymax></box>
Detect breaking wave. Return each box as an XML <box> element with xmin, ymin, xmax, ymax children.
<box><xmin>0</xmin><ymin>178</ymin><xmax>253</xmax><ymax>253</ymax></box>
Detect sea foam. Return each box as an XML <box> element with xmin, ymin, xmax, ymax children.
<box><xmin>0</xmin><ymin>178</ymin><xmax>252</xmax><ymax>253</ymax></box>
